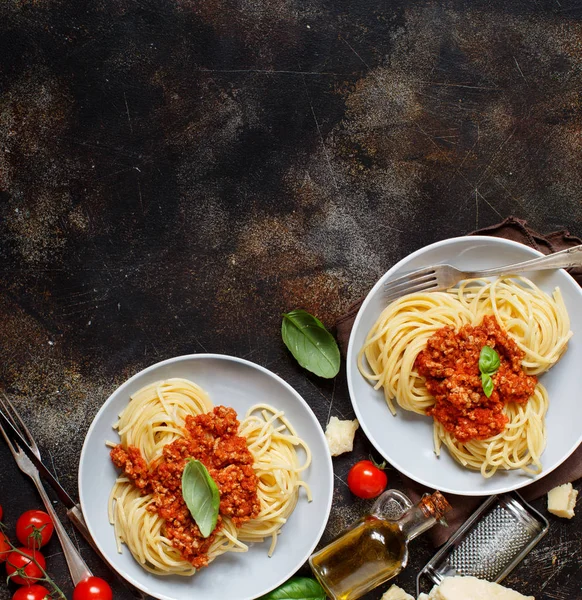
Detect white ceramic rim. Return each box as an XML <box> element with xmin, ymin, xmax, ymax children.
<box><xmin>78</xmin><ymin>353</ymin><xmax>333</xmax><ymax>600</ymax></box>
<box><xmin>346</xmin><ymin>235</ymin><xmax>582</xmax><ymax>496</ymax></box>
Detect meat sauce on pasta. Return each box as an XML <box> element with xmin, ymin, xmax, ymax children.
<box><xmin>415</xmin><ymin>316</ymin><xmax>537</xmax><ymax>442</ymax></box>
<box><xmin>107</xmin><ymin>378</ymin><xmax>312</xmax><ymax>576</ymax></box>
<box><xmin>111</xmin><ymin>406</ymin><xmax>260</xmax><ymax>568</ymax></box>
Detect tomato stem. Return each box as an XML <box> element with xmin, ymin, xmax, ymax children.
<box><xmin>28</xmin><ymin>525</ymin><xmax>45</xmax><ymax>549</ymax></box>
<box><xmin>1</xmin><ymin>521</ymin><xmax>66</xmax><ymax>599</ymax></box>
<box><xmin>369</xmin><ymin>454</ymin><xmax>387</xmax><ymax>470</ymax></box>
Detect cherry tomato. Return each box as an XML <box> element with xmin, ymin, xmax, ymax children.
<box><xmin>5</xmin><ymin>547</ymin><xmax>46</xmax><ymax>585</ymax></box>
<box><xmin>12</xmin><ymin>585</ymin><xmax>51</xmax><ymax>600</ymax></box>
<box><xmin>0</xmin><ymin>504</ymin><xmax>3</xmax><ymax>520</ymax></box>
<box><xmin>347</xmin><ymin>460</ymin><xmax>388</xmax><ymax>499</ymax></box>
<box><xmin>16</xmin><ymin>511</ymin><xmax>54</xmax><ymax>549</ymax></box>
<box><xmin>0</xmin><ymin>531</ymin><xmax>11</xmax><ymax>562</ymax></box>
<box><xmin>73</xmin><ymin>577</ymin><xmax>113</xmax><ymax>600</ymax></box>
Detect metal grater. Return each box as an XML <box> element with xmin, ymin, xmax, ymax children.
<box><xmin>417</xmin><ymin>492</ymin><xmax>548</xmax><ymax>597</ymax></box>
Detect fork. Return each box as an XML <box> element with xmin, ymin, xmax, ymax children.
<box><xmin>382</xmin><ymin>244</ymin><xmax>582</xmax><ymax>303</ymax></box>
<box><xmin>0</xmin><ymin>393</ymin><xmax>93</xmax><ymax>586</ymax></box>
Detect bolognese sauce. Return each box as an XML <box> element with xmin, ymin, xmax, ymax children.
<box><xmin>415</xmin><ymin>315</ymin><xmax>537</xmax><ymax>442</ymax></box>
<box><xmin>110</xmin><ymin>405</ymin><xmax>260</xmax><ymax>568</ymax></box>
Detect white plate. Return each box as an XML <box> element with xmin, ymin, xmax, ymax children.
<box><xmin>347</xmin><ymin>236</ymin><xmax>582</xmax><ymax>496</ymax></box>
<box><xmin>79</xmin><ymin>354</ymin><xmax>333</xmax><ymax>600</ymax></box>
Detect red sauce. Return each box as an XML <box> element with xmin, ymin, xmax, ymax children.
<box><xmin>110</xmin><ymin>405</ymin><xmax>260</xmax><ymax>568</ymax></box>
<box><xmin>415</xmin><ymin>316</ymin><xmax>537</xmax><ymax>442</ymax></box>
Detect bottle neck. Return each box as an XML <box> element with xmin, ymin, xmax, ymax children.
<box><xmin>399</xmin><ymin>504</ymin><xmax>437</xmax><ymax>541</ymax></box>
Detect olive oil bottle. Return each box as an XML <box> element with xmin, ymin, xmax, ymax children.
<box><xmin>309</xmin><ymin>490</ymin><xmax>450</xmax><ymax>600</ymax></box>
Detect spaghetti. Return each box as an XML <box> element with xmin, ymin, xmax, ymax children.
<box><xmin>108</xmin><ymin>378</ymin><xmax>312</xmax><ymax>575</ymax></box>
<box><xmin>358</xmin><ymin>276</ymin><xmax>571</xmax><ymax>477</ymax></box>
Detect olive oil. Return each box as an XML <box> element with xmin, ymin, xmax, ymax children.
<box><xmin>309</xmin><ymin>490</ymin><xmax>451</xmax><ymax>600</ymax></box>
<box><xmin>310</xmin><ymin>516</ymin><xmax>406</xmax><ymax>600</ymax></box>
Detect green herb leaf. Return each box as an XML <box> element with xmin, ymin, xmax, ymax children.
<box><xmin>481</xmin><ymin>373</ymin><xmax>494</xmax><ymax>398</ymax></box>
<box><xmin>181</xmin><ymin>459</ymin><xmax>220</xmax><ymax>538</ymax></box>
<box><xmin>281</xmin><ymin>310</ymin><xmax>340</xmax><ymax>379</ymax></box>
<box><xmin>479</xmin><ymin>346</ymin><xmax>500</xmax><ymax>375</ymax></box>
<box><xmin>257</xmin><ymin>577</ymin><xmax>326</xmax><ymax>600</ymax></box>
<box><xmin>479</xmin><ymin>345</ymin><xmax>500</xmax><ymax>396</ymax></box>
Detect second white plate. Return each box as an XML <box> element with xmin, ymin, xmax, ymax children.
<box><xmin>347</xmin><ymin>236</ymin><xmax>582</xmax><ymax>496</ymax></box>
<box><xmin>79</xmin><ymin>354</ymin><xmax>333</xmax><ymax>600</ymax></box>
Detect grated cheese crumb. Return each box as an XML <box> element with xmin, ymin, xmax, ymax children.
<box><xmin>547</xmin><ymin>482</ymin><xmax>578</xmax><ymax>519</ymax></box>
<box><xmin>324</xmin><ymin>416</ymin><xmax>359</xmax><ymax>456</ymax></box>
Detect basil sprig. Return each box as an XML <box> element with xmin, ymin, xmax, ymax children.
<box><xmin>479</xmin><ymin>346</ymin><xmax>500</xmax><ymax>398</ymax></box>
<box><xmin>281</xmin><ymin>309</ymin><xmax>340</xmax><ymax>379</ymax></box>
<box><xmin>181</xmin><ymin>459</ymin><xmax>220</xmax><ymax>538</ymax></box>
<box><xmin>258</xmin><ymin>577</ymin><xmax>326</xmax><ymax>600</ymax></box>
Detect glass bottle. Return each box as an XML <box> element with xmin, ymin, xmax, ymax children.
<box><xmin>309</xmin><ymin>490</ymin><xmax>451</xmax><ymax>600</ymax></box>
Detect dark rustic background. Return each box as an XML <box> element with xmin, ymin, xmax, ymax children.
<box><xmin>1</xmin><ymin>0</ymin><xmax>581</xmax><ymax>598</ymax></box>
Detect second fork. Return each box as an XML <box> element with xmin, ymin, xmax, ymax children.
<box><xmin>382</xmin><ymin>244</ymin><xmax>582</xmax><ymax>303</ymax></box>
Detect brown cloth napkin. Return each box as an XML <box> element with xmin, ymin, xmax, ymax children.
<box><xmin>336</xmin><ymin>217</ymin><xmax>582</xmax><ymax>546</ymax></box>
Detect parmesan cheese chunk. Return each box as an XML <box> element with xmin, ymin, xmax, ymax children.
<box><xmin>324</xmin><ymin>416</ymin><xmax>359</xmax><ymax>456</ymax></box>
<box><xmin>547</xmin><ymin>482</ymin><xmax>578</xmax><ymax>519</ymax></box>
<box><xmin>426</xmin><ymin>576</ymin><xmax>534</xmax><ymax>599</ymax></box>
<box><xmin>380</xmin><ymin>584</ymin><xmax>415</xmax><ymax>600</ymax></box>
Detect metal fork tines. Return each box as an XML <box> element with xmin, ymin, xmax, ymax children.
<box><xmin>382</xmin><ymin>244</ymin><xmax>582</xmax><ymax>303</ymax></box>
<box><xmin>383</xmin><ymin>266</ymin><xmax>444</xmax><ymax>303</ymax></box>
<box><xmin>0</xmin><ymin>393</ymin><xmax>93</xmax><ymax>586</ymax></box>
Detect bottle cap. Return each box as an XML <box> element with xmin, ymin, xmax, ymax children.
<box><xmin>419</xmin><ymin>491</ymin><xmax>451</xmax><ymax>521</ymax></box>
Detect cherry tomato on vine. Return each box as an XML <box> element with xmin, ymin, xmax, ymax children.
<box><xmin>5</xmin><ymin>547</ymin><xmax>46</xmax><ymax>585</ymax></box>
<box><xmin>12</xmin><ymin>585</ymin><xmax>51</xmax><ymax>600</ymax></box>
<box><xmin>16</xmin><ymin>510</ymin><xmax>54</xmax><ymax>549</ymax></box>
<box><xmin>73</xmin><ymin>577</ymin><xmax>113</xmax><ymax>600</ymax></box>
<box><xmin>0</xmin><ymin>531</ymin><xmax>11</xmax><ymax>562</ymax></box>
<box><xmin>347</xmin><ymin>459</ymin><xmax>388</xmax><ymax>499</ymax></box>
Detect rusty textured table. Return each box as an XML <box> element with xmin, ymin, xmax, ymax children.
<box><xmin>1</xmin><ymin>1</ymin><xmax>581</xmax><ymax>599</ymax></box>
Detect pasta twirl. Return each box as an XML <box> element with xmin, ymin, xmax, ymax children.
<box><xmin>107</xmin><ymin>378</ymin><xmax>311</xmax><ymax>575</ymax></box>
<box><xmin>358</xmin><ymin>276</ymin><xmax>571</xmax><ymax>478</ymax></box>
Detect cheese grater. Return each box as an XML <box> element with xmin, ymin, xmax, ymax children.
<box><xmin>416</xmin><ymin>492</ymin><xmax>548</xmax><ymax>597</ymax></box>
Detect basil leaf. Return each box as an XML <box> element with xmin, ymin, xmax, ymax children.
<box><xmin>479</xmin><ymin>346</ymin><xmax>500</xmax><ymax>397</ymax></box>
<box><xmin>479</xmin><ymin>346</ymin><xmax>500</xmax><ymax>375</ymax></box>
<box><xmin>481</xmin><ymin>373</ymin><xmax>494</xmax><ymax>398</ymax></box>
<box><xmin>281</xmin><ymin>310</ymin><xmax>340</xmax><ymax>379</ymax></box>
<box><xmin>181</xmin><ymin>459</ymin><xmax>220</xmax><ymax>538</ymax></box>
<box><xmin>257</xmin><ymin>577</ymin><xmax>326</xmax><ymax>600</ymax></box>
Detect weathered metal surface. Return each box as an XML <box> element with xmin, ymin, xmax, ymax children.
<box><xmin>1</xmin><ymin>0</ymin><xmax>581</xmax><ymax>598</ymax></box>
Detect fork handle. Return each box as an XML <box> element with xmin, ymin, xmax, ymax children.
<box><xmin>464</xmin><ymin>244</ymin><xmax>582</xmax><ymax>278</ymax></box>
<box><xmin>66</xmin><ymin>505</ymin><xmax>94</xmax><ymax>552</ymax></box>
<box><xmin>29</xmin><ymin>471</ymin><xmax>93</xmax><ymax>585</ymax></box>
<box><xmin>66</xmin><ymin>505</ymin><xmax>148</xmax><ymax>600</ymax></box>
